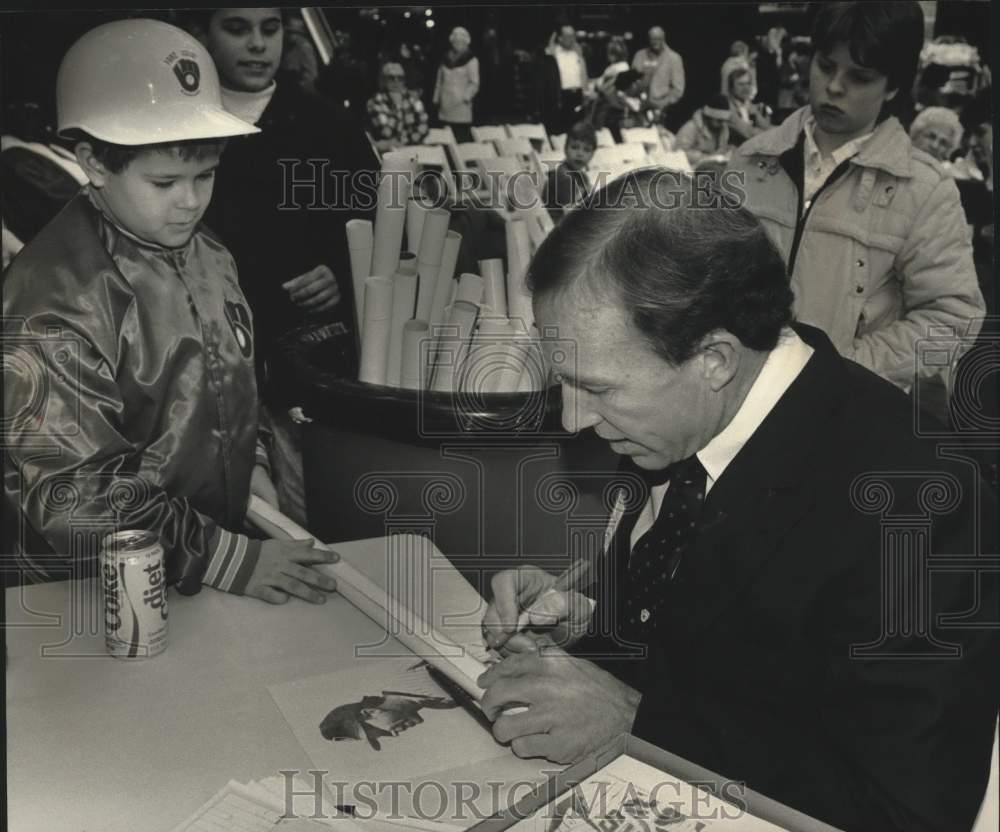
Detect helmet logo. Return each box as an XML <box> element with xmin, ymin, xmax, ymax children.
<box><xmin>165</xmin><ymin>51</ymin><xmax>201</xmax><ymax>95</ymax></box>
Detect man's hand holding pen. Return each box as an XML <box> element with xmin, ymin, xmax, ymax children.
<box><xmin>481</xmin><ymin>566</ymin><xmax>596</xmax><ymax>655</ymax></box>
<box><xmin>476</xmin><ymin>562</ymin><xmax>640</xmax><ymax>765</ymax></box>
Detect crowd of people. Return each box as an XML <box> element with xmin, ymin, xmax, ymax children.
<box><xmin>1</xmin><ymin>4</ymin><xmax>998</xmax><ymax>831</ymax></box>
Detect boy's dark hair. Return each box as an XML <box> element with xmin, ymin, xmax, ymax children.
<box><xmin>74</xmin><ymin>133</ymin><xmax>228</xmax><ymax>174</ymax></box>
<box><xmin>527</xmin><ymin>168</ymin><xmax>793</xmax><ymax>365</ymax></box>
<box><xmin>566</xmin><ymin>121</ymin><xmax>598</xmax><ymax>149</ymax></box>
<box><xmin>811</xmin><ymin>1</ymin><xmax>924</xmax><ymax>95</ymax></box>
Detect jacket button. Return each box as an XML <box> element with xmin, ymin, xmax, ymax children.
<box><xmin>856</xmin><ymin>286</ymin><xmax>864</xmax><ymax>294</ymax></box>
<box><xmin>640</xmin><ymin>608</ymin><xmax>651</xmax><ymax>623</ymax></box>
<box><xmin>856</xmin><ymin>259</ymin><xmax>865</xmax><ymax>267</ymax></box>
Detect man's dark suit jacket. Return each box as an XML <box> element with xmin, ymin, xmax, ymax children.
<box><xmin>576</xmin><ymin>324</ymin><xmax>999</xmax><ymax>832</ymax></box>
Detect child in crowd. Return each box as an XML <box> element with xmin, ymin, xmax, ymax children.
<box><xmin>544</xmin><ymin>121</ymin><xmax>596</xmax><ymax>222</ymax></box>
<box><xmin>3</xmin><ymin>20</ymin><xmax>339</xmax><ymax>604</ymax></box>
<box><xmin>729</xmin><ymin>1</ymin><xmax>984</xmax><ymax>414</ymax></box>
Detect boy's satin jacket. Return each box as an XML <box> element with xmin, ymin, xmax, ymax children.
<box><xmin>3</xmin><ymin>192</ymin><xmax>264</xmax><ymax>594</ymax></box>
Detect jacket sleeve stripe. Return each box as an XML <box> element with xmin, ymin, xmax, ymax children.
<box><xmin>217</xmin><ymin>534</ymin><xmax>248</xmax><ymax>592</ymax></box>
<box><xmin>202</xmin><ymin>526</ymin><xmax>235</xmax><ymax>587</ymax></box>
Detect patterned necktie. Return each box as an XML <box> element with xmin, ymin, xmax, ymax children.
<box><xmin>623</xmin><ymin>454</ymin><xmax>708</xmax><ymax>633</ymax></box>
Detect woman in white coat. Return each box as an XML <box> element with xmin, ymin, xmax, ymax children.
<box><xmin>433</xmin><ymin>26</ymin><xmax>479</xmax><ymax>143</ymax></box>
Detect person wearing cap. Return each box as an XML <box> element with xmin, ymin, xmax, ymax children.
<box><xmin>188</xmin><ymin>8</ymin><xmax>377</xmax><ymax>528</ymax></box>
<box><xmin>728</xmin><ymin>2</ymin><xmax>984</xmax><ymax>417</ymax></box>
<box><xmin>432</xmin><ymin>26</ymin><xmax>479</xmax><ymax>144</ymax></box>
<box><xmin>674</xmin><ymin>94</ymin><xmax>734</xmax><ymax>165</ymax></box>
<box><xmin>3</xmin><ymin>19</ymin><xmax>341</xmax><ymax>605</ymax></box>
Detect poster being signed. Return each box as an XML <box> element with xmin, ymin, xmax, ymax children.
<box><xmin>269</xmin><ymin>657</ymin><xmax>506</xmax><ymax>792</ymax></box>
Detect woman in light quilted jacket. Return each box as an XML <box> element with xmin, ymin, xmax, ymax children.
<box><xmin>729</xmin><ymin>1</ymin><xmax>984</xmax><ymax>407</ymax></box>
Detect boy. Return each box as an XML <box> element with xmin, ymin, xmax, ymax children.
<box><xmin>544</xmin><ymin>121</ymin><xmax>596</xmax><ymax>222</ymax></box>
<box><xmin>188</xmin><ymin>8</ymin><xmax>377</xmax><ymax>526</ymax></box>
<box><xmin>3</xmin><ymin>19</ymin><xmax>338</xmax><ymax>605</ymax></box>
<box><xmin>729</xmin><ymin>1</ymin><xmax>984</xmax><ymax>411</ymax></box>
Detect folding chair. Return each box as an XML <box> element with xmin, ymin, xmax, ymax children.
<box><xmin>470</xmin><ymin>125</ymin><xmax>508</xmax><ymax>145</ymax></box>
<box><xmin>595</xmin><ymin>127</ymin><xmax>616</xmax><ymax>147</ymax></box>
<box><xmin>395</xmin><ymin>144</ymin><xmax>456</xmax><ymax>199</ymax></box>
<box><xmin>621</xmin><ymin>126</ymin><xmax>663</xmax><ymax>154</ymax></box>
<box><xmin>495</xmin><ymin>137</ymin><xmax>535</xmax><ymax>171</ymax></box>
<box><xmin>506</xmin><ymin>123</ymin><xmax>551</xmax><ymax>152</ymax></box>
<box><xmin>591</xmin><ymin>143</ymin><xmax>648</xmax><ymax>169</ymax></box>
<box><xmin>423</xmin><ymin>126</ymin><xmax>457</xmax><ymax>146</ymax></box>
<box><xmin>451</xmin><ymin>141</ymin><xmax>499</xmax><ymax>170</ymax></box>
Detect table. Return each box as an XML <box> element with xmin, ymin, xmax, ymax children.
<box><xmin>4</xmin><ymin>537</ymin><xmax>549</xmax><ymax>832</ymax></box>
<box><xmin>7</xmin><ymin>548</ymin><xmax>997</xmax><ymax>832</ymax></box>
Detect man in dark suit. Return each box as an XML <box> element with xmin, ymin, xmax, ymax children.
<box><xmin>479</xmin><ymin>168</ymin><xmax>999</xmax><ymax>832</ymax></box>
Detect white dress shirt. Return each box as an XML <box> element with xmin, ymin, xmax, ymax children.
<box><xmin>626</xmin><ymin>328</ymin><xmax>814</xmax><ymax>550</ymax></box>
<box><xmin>802</xmin><ymin>113</ymin><xmax>873</xmax><ymax>205</ymax></box>
<box><xmin>553</xmin><ymin>46</ymin><xmax>586</xmax><ymax>91</ymax></box>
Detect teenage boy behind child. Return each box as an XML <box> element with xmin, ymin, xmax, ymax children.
<box><xmin>543</xmin><ymin>121</ymin><xmax>596</xmax><ymax>223</ymax></box>
<box><xmin>3</xmin><ymin>20</ymin><xmax>339</xmax><ymax>605</ymax></box>
<box><xmin>188</xmin><ymin>8</ymin><xmax>378</xmax><ymax>527</ymax></box>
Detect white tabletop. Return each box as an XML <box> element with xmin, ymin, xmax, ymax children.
<box><xmin>5</xmin><ymin>538</ymin><xmax>548</xmax><ymax>832</ymax></box>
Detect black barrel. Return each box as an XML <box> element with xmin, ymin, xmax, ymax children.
<box><xmin>272</xmin><ymin>323</ymin><xmax>620</xmax><ymax>583</ymax></box>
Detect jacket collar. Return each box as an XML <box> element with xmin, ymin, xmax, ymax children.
<box><xmin>739</xmin><ymin>105</ymin><xmax>914</xmax><ymax>178</ymax></box>
<box><xmin>85</xmin><ymin>186</ymin><xmax>194</xmax><ymax>260</ymax></box>
<box><xmin>672</xmin><ymin>323</ymin><xmax>850</xmax><ymax>633</ymax></box>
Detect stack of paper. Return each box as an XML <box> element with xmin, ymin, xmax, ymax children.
<box><xmin>170</xmin><ymin>776</ymin><xmax>356</xmax><ymax>831</ymax></box>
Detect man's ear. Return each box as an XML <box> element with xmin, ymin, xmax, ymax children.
<box><xmin>73</xmin><ymin>142</ymin><xmax>109</xmax><ymax>187</ymax></box>
<box><xmin>697</xmin><ymin>329</ymin><xmax>742</xmax><ymax>392</ymax></box>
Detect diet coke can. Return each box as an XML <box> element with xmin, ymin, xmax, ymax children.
<box><xmin>101</xmin><ymin>530</ymin><xmax>168</xmax><ymax>659</ymax></box>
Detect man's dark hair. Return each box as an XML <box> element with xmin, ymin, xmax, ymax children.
<box><xmin>811</xmin><ymin>1</ymin><xmax>924</xmax><ymax>95</ymax></box>
<box><xmin>566</xmin><ymin>121</ymin><xmax>597</xmax><ymax>149</ymax></box>
<box><xmin>527</xmin><ymin>168</ymin><xmax>794</xmax><ymax>365</ymax></box>
<box><xmin>75</xmin><ymin>134</ymin><xmax>228</xmax><ymax>174</ymax></box>
<box><xmin>726</xmin><ymin>66</ymin><xmax>753</xmax><ymax>95</ymax></box>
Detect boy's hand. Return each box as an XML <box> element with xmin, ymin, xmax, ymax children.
<box><xmin>283</xmin><ymin>265</ymin><xmax>341</xmax><ymax>312</ymax></box>
<box><xmin>246</xmin><ymin>538</ymin><xmax>340</xmax><ymax>605</ymax></box>
<box><xmin>250</xmin><ymin>464</ymin><xmax>279</xmax><ymax>509</ymax></box>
